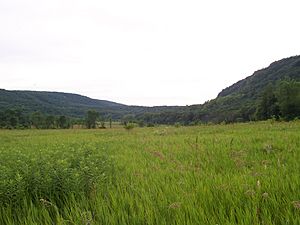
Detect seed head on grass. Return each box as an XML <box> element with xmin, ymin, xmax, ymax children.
<box><xmin>168</xmin><ymin>202</ymin><xmax>181</xmax><ymax>209</ymax></box>
<box><xmin>257</xmin><ymin>180</ymin><xmax>261</xmax><ymax>189</ymax></box>
<box><xmin>81</xmin><ymin>211</ymin><xmax>94</xmax><ymax>225</ymax></box>
<box><xmin>245</xmin><ymin>189</ymin><xmax>256</xmax><ymax>197</ymax></box>
<box><xmin>40</xmin><ymin>198</ymin><xmax>54</xmax><ymax>207</ymax></box>
<box><xmin>151</xmin><ymin>151</ymin><xmax>165</xmax><ymax>160</ymax></box>
<box><xmin>263</xmin><ymin>144</ymin><xmax>273</xmax><ymax>154</ymax></box>
<box><xmin>262</xmin><ymin>192</ymin><xmax>269</xmax><ymax>199</ymax></box>
<box><xmin>292</xmin><ymin>201</ymin><xmax>300</xmax><ymax>209</ymax></box>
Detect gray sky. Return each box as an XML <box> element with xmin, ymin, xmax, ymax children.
<box><xmin>1</xmin><ymin>0</ymin><xmax>299</xmax><ymax>106</ymax></box>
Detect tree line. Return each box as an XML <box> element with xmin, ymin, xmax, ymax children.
<box><xmin>256</xmin><ymin>79</ymin><xmax>300</xmax><ymax>121</ymax></box>
<box><xmin>0</xmin><ymin>110</ymin><xmax>73</xmax><ymax>129</ymax></box>
<box><xmin>119</xmin><ymin>79</ymin><xmax>300</xmax><ymax>125</ymax></box>
<box><xmin>255</xmin><ymin>78</ymin><xmax>300</xmax><ymax>121</ymax></box>
<box><xmin>0</xmin><ymin>109</ymin><xmax>110</xmax><ymax>129</ymax></box>
<box><xmin>1</xmin><ymin>79</ymin><xmax>299</xmax><ymax>129</ymax></box>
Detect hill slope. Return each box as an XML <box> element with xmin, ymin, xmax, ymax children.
<box><xmin>194</xmin><ymin>55</ymin><xmax>300</xmax><ymax>122</ymax></box>
<box><xmin>0</xmin><ymin>89</ymin><xmax>183</xmax><ymax>119</ymax></box>
<box><xmin>1</xmin><ymin>55</ymin><xmax>299</xmax><ymax>123</ymax></box>
<box><xmin>218</xmin><ymin>55</ymin><xmax>300</xmax><ymax>98</ymax></box>
<box><xmin>0</xmin><ymin>90</ymin><xmax>129</xmax><ymax>118</ymax></box>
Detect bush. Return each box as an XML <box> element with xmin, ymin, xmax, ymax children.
<box><xmin>124</xmin><ymin>123</ymin><xmax>135</xmax><ymax>131</ymax></box>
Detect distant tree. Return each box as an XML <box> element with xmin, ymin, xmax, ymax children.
<box><xmin>109</xmin><ymin>117</ymin><xmax>112</xmax><ymax>128</ymax></box>
<box><xmin>276</xmin><ymin>79</ymin><xmax>300</xmax><ymax>120</ymax></box>
<box><xmin>31</xmin><ymin>112</ymin><xmax>45</xmax><ymax>129</ymax></box>
<box><xmin>99</xmin><ymin>118</ymin><xmax>106</xmax><ymax>129</ymax></box>
<box><xmin>122</xmin><ymin>114</ymin><xmax>135</xmax><ymax>126</ymax></box>
<box><xmin>45</xmin><ymin>115</ymin><xmax>56</xmax><ymax>129</ymax></box>
<box><xmin>0</xmin><ymin>111</ymin><xmax>5</xmax><ymax>128</ymax></box>
<box><xmin>57</xmin><ymin>115</ymin><xmax>70</xmax><ymax>129</ymax></box>
<box><xmin>7</xmin><ymin>109</ymin><xmax>19</xmax><ymax>128</ymax></box>
<box><xmin>238</xmin><ymin>105</ymin><xmax>256</xmax><ymax>122</ymax></box>
<box><xmin>86</xmin><ymin>110</ymin><xmax>99</xmax><ymax>129</ymax></box>
<box><xmin>142</xmin><ymin>113</ymin><xmax>154</xmax><ymax>124</ymax></box>
<box><xmin>255</xmin><ymin>85</ymin><xmax>280</xmax><ymax>120</ymax></box>
<box><xmin>17</xmin><ymin>110</ymin><xmax>30</xmax><ymax>128</ymax></box>
<box><xmin>137</xmin><ymin>120</ymin><xmax>144</xmax><ymax>127</ymax></box>
<box><xmin>0</xmin><ymin>109</ymin><xmax>30</xmax><ymax>129</ymax></box>
<box><xmin>124</xmin><ymin>123</ymin><xmax>134</xmax><ymax>131</ymax></box>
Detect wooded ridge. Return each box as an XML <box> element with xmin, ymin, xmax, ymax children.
<box><xmin>1</xmin><ymin>55</ymin><xmax>299</xmax><ymax>128</ymax></box>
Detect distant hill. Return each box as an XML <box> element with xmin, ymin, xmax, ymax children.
<box><xmin>194</xmin><ymin>55</ymin><xmax>300</xmax><ymax>122</ymax></box>
<box><xmin>0</xmin><ymin>89</ymin><xmax>183</xmax><ymax>120</ymax></box>
<box><xmin>218</xmin><ymin>55</ymin><xmax>300</xmax><ymax>98</ymax></box>
<box><xmin>0</xmin><ymin>90</ymin><xmax>125</xmax><ymax>118</ymax></box>
<box><xmin>1</xmin><ymin>55</ymin><xmax>299</xmax><ymax>124</ymax></box>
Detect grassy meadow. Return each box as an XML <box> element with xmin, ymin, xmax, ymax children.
<box><xmin>0</xmin><ymin>121</ymin><xmax>300</xmax><ymax>224</ymax></box>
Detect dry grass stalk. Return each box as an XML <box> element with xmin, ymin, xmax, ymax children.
<box><xmin>151</xmin><ymin>151</ymin><xmax>165</xmax><ymax>160</ymax></box>
<box><xmin>168</xmin><ymin>202</ymin><xmax>181</xmax><ymax>209</ymax></box>
<box><xmin>292</xmin><ymin>201</ymin><xmax>300</xmax><ymax>209</ymax></box>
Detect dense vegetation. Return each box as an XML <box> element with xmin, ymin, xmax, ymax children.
<box><xmin>1</xmin><ymin>122</ymin><xmax>300</xmax><ymax>224</ymax></box>
<box><xmin>0</xmin><ymin>89</ymin><xmax>126</xmax><ymax>118</ymax></box>
<box><xmin>255</xmin><ymin>79</ymin><xmax>300</xmax><ymax>121</ymax></box>
<box><xmin>0</xmin><ymin>109</ymin><xmax>73</xmax><ymax>129</ymax></box>
<box><xmin>0</xmin><ymin>89</ymin><xmax>184</xmax><ymax>121</ymax></box>
<box><xmin>1</xmin><ymin>56</ymin><xmax>300</xmax><ymax>126</ymax></box>
<box><xmin>201</xmin><ymin>55</ymin><xmax>300</xmax><ymax>123</ymax></box>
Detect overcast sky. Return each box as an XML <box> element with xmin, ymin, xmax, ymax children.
<box><xmin>1</xmin><ymin>0</ymin><xmax>299</xmax><ymax>106</ymax></box>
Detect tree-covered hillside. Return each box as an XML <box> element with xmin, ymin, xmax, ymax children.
<box><xmin>190</xmin><ymin>55</ymin><xmax>300</xmax><ymax>123</ymax></box>
<box><xmin>218</xmin><ymin>55</ymin><xmax>300</xmax><ymax>98</ymax></box>
<box><xmin>0</xmin><ymin>55</ymin><xmax>299</xmax><ymax>127</ymax></box>
<box><xmin>0</xmin><ymin>90</ymin><xmax>127</xmax><ymax>118</ymax></box>
<box><xmin>0</xmin><ymin>89</ymin><xmax>185</xmax><ymax>123</ymax></box>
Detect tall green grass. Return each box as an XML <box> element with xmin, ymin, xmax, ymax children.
<box><xmin>0</xmin><ymin>121</ymin><xmax>300</xmax><ymax>224</ymax></box>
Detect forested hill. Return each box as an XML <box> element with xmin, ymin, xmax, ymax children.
<box><xmin>1</xmin><ymin>55</ymin><xmax>299</xmax><ymax>126</ymax></box>
<box><xmin>193</xmin><ymin>55</ymin><xmax>300</xmax><ymax>123</ymax></box>
<box><xmin>0</xmin><ymin>90</ymin><xmax>126</xmax><ymax>118</ymax></box>
<box><xmin>0</xmin><ymin>89</ymin><xmax>184</xmax><ymax>120</ymax></box>
<box><xmin>218</xmin><ymin>55</ymin><xmax>300</xmax><ymax>98</ymax></box>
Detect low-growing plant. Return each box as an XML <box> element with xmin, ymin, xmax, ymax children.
<box><xmin>0</xmin><ymin>134</ymin><xmax>115</xmax><ymax>224</ymax></box>
<box><xmin>124</xmin><ymin>123</ymin><xmax>134</xmax><ymax>131</ymax></box>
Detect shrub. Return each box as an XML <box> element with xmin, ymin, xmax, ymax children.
<box><xmin>124</xmin><ymin>123</ymin><xmax>135</xmax><ymax>131</ymax></box>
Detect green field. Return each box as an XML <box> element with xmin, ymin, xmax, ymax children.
<box><xmin>1</xmin><ymin>122</ymin><xmax>300</xmax><ymax>224</ymax></box>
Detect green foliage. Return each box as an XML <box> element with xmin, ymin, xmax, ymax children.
<box><xmin>0</xmin><ymin>109</ymin><xmax>30</xmax><ymax>129</ymax></box>
<box><xmin>98</xmin><ymin>120</ymin><xmax>106</xmax><ymax>129</ymax></box>
<box><xmin>85</xmin><ymin>110</ymin><xmax>99</xmax><ymax>129</ymax></box>
<box><xmin>0</xmin><ymin>89</ymin><xmax>125</xmax><ymax>119</ymax></box>
<box><xmin>45</xmin><ymin>115</ymin><xmax>56</xmax><ymax>129</ymax></box>
<box><xmin>0</xmin><ymin>130</ymin><xmax>114</xmax><ymax>224</ymax></box>
<box><xmin>137</xmin><ymin>120</ymin><xmax>145</xmax><ymax>127</ymax></box>
<box><xmin>174</xmin><ymin>122</ymin><xmax>181</xmax><ymax>127</ymax></box>
<box><xmin>57</xmin><ymin>115</ymin><xmax>70</xmax><ymax>129</ymax></box>
<box><xmin>121</xmin><ymin>114</ymin><xmax>136</xmax><ymax>125</ymax></box>
<box><xmin>109</xmin><ymin>117</ymin><xmax>112</xmax><ymax>128</ymax></box>
<box><xmin>0</xmin><ymin>109</ymin><xmax>74</xmax><ymax>130</ymax></box>
<box><xmin>124</xmin><ymin>123</ymin><xmax>135</xmax><ymax>131</ymax></box>
<box><xmin>255</xmin><ymin>84</ymin><xmax>280</xmax><ymax>120</ymax></box>
<box><xmin>276</xmin><ymin>79</ymin><xmax>300</xmax><ymax>120</ymax></box>
<box><xmin>31</xmin><ymin>111</ymin><xmax>45</xmax><ymax>128</ymax></box>
<box><xmin>255</xmin><ymin>79</ymin><xmax>300</xmax><ymax>121</ymax></box>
